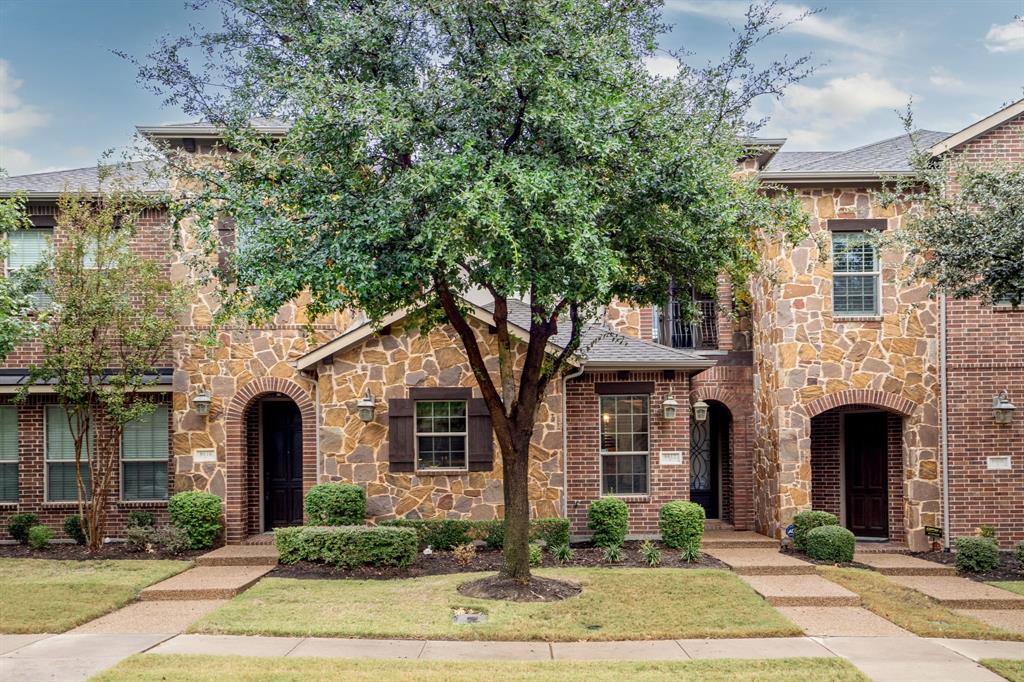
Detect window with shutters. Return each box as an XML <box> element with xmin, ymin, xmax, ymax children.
<box><xmin>121</xmin><ymin>405</ymin><xmax>169</xmax><ymax>501</ymax></box>
<box><xmin>415</xmin><ymin>401</ymin><xmax>467</xmax><ymax>470</ymax></box>
<box><xmin>832</xmin><ymin>231</ymin><xmax>880</xmax><ymax>316</ymax></box>
<box><xmin>45</xmin><ymin>405</ymin><xmax>91</xmax><ymax>502</ymax></box>
<box><xmin>0</xmin><ymin>406</ymin><xmax>17</xmax><ymax>502</ymax></box>
<box><xmin>5</xmin><ymin>228</ymin><xmax>53</xmax><ymax>308</ymax></box>
<box><xmin>599</xmin><ymin>395</ymin><xmax>649</xmax><ymax>495</ymax></box>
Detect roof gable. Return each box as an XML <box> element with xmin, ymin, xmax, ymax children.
<box><xmin>929</xmin><ymin>98</ymin><xmax>1024</xmax><ymax>156</ymax></box>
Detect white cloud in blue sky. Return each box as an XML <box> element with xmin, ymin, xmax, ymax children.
<box><xmin>1</xmin><ymin>0</ymin><xmax>1022</xmax><ymax>173</ymax></box>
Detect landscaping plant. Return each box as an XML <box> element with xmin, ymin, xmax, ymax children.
<box><xmin>602</xmin><ymin>545</ymin><xmax>623</xmax><ymax>564</ymax></box>
<box><xmin>804</xmin><ymin>525</ymin><xmax>855</xmax><ymax>563</ymax></box>
<box><xmin>955</xmin><ymin>536</ymin><xmax>1000</xmax><ymax>573</ymax></box>
<box><xmin>680</xmin><ymin>541</ymin><xmax>702</xmax><ymax>564</ymax></box>
<box><xmin>7</xmin><ymin>512</ymin><xmax>39</xmax><ymax>544</ymax></box>
<box><xmin>552</xmin><ymin>544</ymin><xmax>574</xmax><ymax>564</ymax></box>
<box><xmin>151</xmin><ymin>525</ymin><xmax>191</xmax><ymax>555</ymax></box>
<box><xmin>127</xmin><ymin>511</ymin><xmax>156</xmax><ymax>529</ymax></box>
<box><xmin>528</xmin><ymin>543</ymin><xmax>543</xmax><ymax>567</ymax></box>
<box><xmin>27</xmin><ymin>525</ymin><xmax>54</xmax><ymax>550</ymax></box>
<box><xmin>168</xmin><ymin>491</ymin><xmax>223</xmax><ymax>549</ymax></box>
<box><xmin>588</xmin><ymin>497</ymin><xmax>628</xmax><ymax>548</ymax></box>
<box><xmin>1016</xmin><ymin>541</ymin><xmax>1024</xmax><ymax>569</ymax></box>
<box><xmin>659</xmin><ymin>501</ymin><xmax>705</xmax><ymax>550</ymax></box>
<box><xmin>63</xmin><ymin>515</ymin><xmax>87</xmax><ymax>545</ymax></box>
<box><xmin>303</xmin><ymin>483</ymin><xmax>367</xmax><ymax>526</ymax></box>
<box><xmin>132</xmin><ymin>0</ymin><xmax>810</xmax><ymax>585</ymax></box>
<box><xmin>640</xmin><ymin>540</ymin><xmax>662</xmax><ymax>567</ymax></box>
<box><xmin>453</xmin><ymin>543</ymin><xmax>476</xmax><ymax>567</ymax></box>
<box><xmin>792</xmin><ymin>510</ymin><xmax>839</xmax><ymax>551</ymax></box>
<box><xmin>275</xmin><ymin>526</ymin><xmax>417</xmax><ymax>569</ymax></box>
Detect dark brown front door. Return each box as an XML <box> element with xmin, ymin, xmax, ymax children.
<box><xmin>844</xmin><ymin>412</ymin><xmax>889</xmax><ymax>538</ymax></box>
<box><xmin>262</xmin><ymin>401</ymin><xmax>303</xmax><ymax>530</ymax></box>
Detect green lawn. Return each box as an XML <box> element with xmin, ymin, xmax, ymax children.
<box><xmin>91</xmin><ymin>654</ymin><xmax>867</xmax><ymax>682</ymax></box>
<box><xmin>0</xmin><ymin>558</ymin><xmax>190</xmax><ymax>633</ymax></box>
<box><xmin>989</xmin><ymin>581</ymin><xmax>1024</xmax><ymax>597</ymax></box>
<box><xmin>819</xmin><ymin>567</ymin><xmax>1023</xmax><ymax>641</ymax></box>
<box><xmin>190</xmin><ymin>568</ymin><xmax>801</xmax><ymax>641</ymax></box>
<box><xmin>981</xmin><ymin>659</ymin><xmax>1024</xmax><ymax>682</ymax></box>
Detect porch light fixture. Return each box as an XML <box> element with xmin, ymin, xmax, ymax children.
<box><xmin>193</xmin><ymin>391</ymin><xmax>212</xmax><ymax>417</ymax></box>
<box><xmin>662</xmin><ymin>395</ymin><xmax>680</xmax><ymax>420</ymax></box>
<box><xmin>993</xmin><ymin>390</ymin><xmax>1015</xmax><ymax>425</ymax></box>
<box><xmin>356</xmin><ymin>390</ymin><xmax>377</xmax><ymax>423</ymax></box>
<box><xmin>693</xmin><ymin>399</ymin><xmax>709</xmax><ymax>423</ymax></box>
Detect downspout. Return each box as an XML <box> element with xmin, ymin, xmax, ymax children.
<box><xmin>939</xmin><ymin>293</ymin><xmax>950</xmax><ymax>550</ymax></box>
<box><xmin>561</xmin><ymin>364</ymin><xmax>585</xmax><ymax>519</ymax></box>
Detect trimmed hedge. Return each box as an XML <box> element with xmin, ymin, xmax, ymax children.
<box><xmin>378</xmin><ymin>517</ymin><xmax>570</xmax><ymax>551</ymax></box>
<box><xmin>304</xmin><ymin>483</ymin><xmax>367</xmax><ymax>526</ymax></box>
<box><xmin>7</xmin><ymin>513</ymin><xmax>39</xmax><ymax>544</ymax></box>
<box><xmin>168</xmin><ymin>491</ymin><xmax>223</xmax><ymax>549</ymax></box>
<box><xmin>275</xmin><ymin>525</ymin><xmax>417</xmax><ymax>569</ymax></box>
<box><xmin>792</xmin><ymin>510</ymin><xmax>838</xmax><ymax>551</ymax></box>
<box><xmin>28</xmin><ymin>525</ymin><xmax>54</xmax><ymax>550</ymax></box>
<box><xmin>1016</xmin><ymin>541</ymin><xmax>1024</xmax><ymax>570</ymax></box>
<box><xmin>955</xmin><ymin>536</ymin><xmax>1000</xmax><ymax>573</ymax></box>
<box><xmin>659</xmin><ymin>501</ymin><xmax>705</xmax><ymax>550</ymax></box>
<box><xmin>588</xmin><ymin>497</ymin><xmax>628</xmax><ymax>548</ymax></box>
<box><xmin>804</xmin><ymin>525</ymin><xmax>855</xmax><ymax>563</ymax></box>
<box><xmin>63</xmin><ymin>516</ymin><xmax>87</xmax><ymax>545</ymax></box>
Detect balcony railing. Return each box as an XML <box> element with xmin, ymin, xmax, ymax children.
<box><xmin>657</xmin><ymin>297</ymin><xmax>718</xmax><ymax>350</ymax></box>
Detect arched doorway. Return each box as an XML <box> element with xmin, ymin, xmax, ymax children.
<box><xmin>690</xmin><ymin>402</ymin><xmax>732</xmax><ymax>520</ymax></box>
<box><xmin>254</xmin><ymin>397</ymin><xmax>304</xmax><ymax>531</ymax></box>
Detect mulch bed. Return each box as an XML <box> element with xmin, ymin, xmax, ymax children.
<box><xmin>916</xmin><ymin>549</ymin><xmax>1023</xmax><ymax>583</ymax></box>
<box><xmin>458</xmin><ymin>574</ymin><xmax>582</xmax><ymax>602</ymax></box>
<box><xmin>0</xmin><ymin>542</ymin><xmax>205</xmax><ymax>561</ymax></box>
<box><xmin>272</xmin><ymin>541</ymin><xmax>729</xmax><ymax>580</ymax></box>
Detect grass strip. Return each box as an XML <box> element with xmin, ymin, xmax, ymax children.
<box><xmin>980</xmin><ymin>658</ymin><xmax>1024</xmax><ymax>682</ymax></box>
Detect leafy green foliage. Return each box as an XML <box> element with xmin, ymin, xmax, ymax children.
<box><xmin>528</xmin><ymin>543</ymin><xmax>543</xmax><ymax>566</ymax></box>
<box><xmin>792</xmin><ymin>510</ymin><xmax>838</xmax><ymax>551</ymax></box>
<box><xmin>588</xmin><ymin>497</ymin><xmax>628</xmax><ymax>548</ymax></box>
<box><xmin>552</xmin><ymin>543</ymin><xmax>574</xmax><ymax>564</ymax></box>
<box><xmin>602</xmin><ymin>544</ymin><xmax>623</xmax><ymax>563</ymax></box>
<box><xmin>954</xmin><ymin>536</ymin><xmax>1000</xmax><ymax>573</ymax></box>
<box><xmin>7</xmin><ymin>513</ymin><xmax>39</xmax><ymax>544</ymax></box>
<box><xmin>380</xmin><ymin>519</ymin><xmax>472</xmax><ymax>551</ymax></box>
<box><xmin>127</xmin><ymin>511</ymin><xmax>156</xmax><ymax>529</ymax></box>
<box><xmin>640</xmin><ymin>540</ymin><xmax>661</xmax><ymax>566</ymax></box>
<box><xmin>659</xmin><ymin>501</ymin><xmax>705</xmax><ymax>550</ymax></box>
<box><xmin>274</xmin><ymin>526</ymin><xmax>418</xmax><ymax>569</ymax></box>
<box><xmin>1015</xmin><ymin>541</ymin><xmax>1024</xmax><ymax>570</ymax></box>
<box><xmin>63</xmin><ymin>516</ymin><xmax>88</xmax><ymax>545</ymax></box>
<box><xmin>168</xmin><ymin>491</ymin><xmax>224</xmax><ymax>549</ymax></box>
<box><xmin>804</xmin><ymin>525</ymin><xmax>855</xmax><ymax>563</ymax></box>
<box><xmin>379</xmin><ymin>517</ymin><xmax>570</xmax><ymax>551</ymax></box>
<box><xmin>28</xmin><ymin>525</ymin><xmax>54</xmax><ymax>550</ymax></box>
<box><xmin>0</xmin><ymin>171</ymin><xmax>39</xmax><ymax>361</ymax></box>
<box><xmin>680</xmin><ymin>540</ymin><xmax>702</xmax><ymax>563</ymax></box>
<box><xmin>304</xmin><ymin>483</ymin><xmax>367</xmax><ymax>526</ymax></box>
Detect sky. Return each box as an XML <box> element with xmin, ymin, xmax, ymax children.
<box><xmin>1</xmin><ymin>0</ymin><xmax>1022</xmax><ymax>176</ymax></box>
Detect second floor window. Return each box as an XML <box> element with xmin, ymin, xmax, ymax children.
<box><xmin>832</xmin><ymin>231</ymin><xmax>880</xmax><ymax>316</ymax></box>
<box><xmin>6</xmin><ymin>228</ymin><xmax>53</xmax><ymax>308</ymax></box>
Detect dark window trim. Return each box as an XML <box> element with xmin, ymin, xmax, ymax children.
<box><xmin>29</xmin><ymin>215</ymin><xmax>57</xmax><ymax>227</ymax></box>
<box><xmin>827</xmin><ymin>218</ymin><xmax>887</xmax><ymax>232</ymax></box>
<box><xmin>595</xmin><ymin>381</ymin><xmax>655</xmax><ymax>395</ymax></box>
<box><xmin>409</xmin><ymin>387</ymin><xmax>472</xmax><ymax>400</ymax></box>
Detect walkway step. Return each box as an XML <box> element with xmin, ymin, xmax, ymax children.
<box><xmin>703</xmin><ymin>530</ymin><xmax>779</xmax><ymax>549</ymax></box>
<box><xmin>704</xmin><ymin>547</ymin><xmax>815</xmax><ymax>575</ymax></box>
<box><xmin>954</xmin><ymin>609</ymin><xmax>1024</xmax><ymax>635</ymax></box>
<box><xmin>890</xmin><ymin>576</ymin><xmax>1024</xmax><ymax>610</ymax></box>
<box><xmin>740</xmin><ymin>574</ymin><xmax>860</xmax><ymax>606</ymax></box>
<box><xmin>196</xmin><ymin>545</ymin><xmax>279</xmax><ymax>567</ymax></box>
<box><xmin>776</xmin><ymin>606</ymin><xmax>912</xmax><ymax>637</ymax></box>
<box><xmin>139</xmin><ymin>566</ymin><xmax>273</xmax><ymax>601</ymax></box>
<box><xmin>70</xmin><ymin>600</ymin><xmax>227</xmax><ymax>634</ymax></box>
<box><xmin>855</xmin><ymin>552</ymin><xmax>956</xmax><ymax>576</ymax></box>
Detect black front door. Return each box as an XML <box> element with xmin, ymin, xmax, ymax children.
<box><xmin>262</xmin><ymin>401</ymin><xmax>303</xmax><ymax>530</ymax></box>
<box><xmin>844</xmin><ymin>412</ymin><xmax>889</xmax><ymax>538</ymax></box>
<box><xmin>690</xmin><ymin>416</ymin><xmax>719</xmax><ymax>519</ymax></box>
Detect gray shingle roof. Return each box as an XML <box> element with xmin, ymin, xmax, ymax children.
<box><xmin>0</xmin><ymin>161</ymin><xmax>167</xmax><ymax>196</ymax></box>
<box><xmin>137</xmin><ymin>118</ymin><xmax>290</xmax><ymax>137</ymax></box>
<box><xmin>763</xmin><ymin>130</ymin><xmax>951</xmax><ymax>176</ymax></box>
<box><xmin>763</xmin><ymin>151</ymin><xmax>838</xmax><ymax>171</ymax></box>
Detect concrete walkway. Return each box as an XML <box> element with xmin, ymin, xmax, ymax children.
<box><xmin>2</xmin><ymin>633</ymin><xmax>1019</xmax><ymax>682</ymax></box>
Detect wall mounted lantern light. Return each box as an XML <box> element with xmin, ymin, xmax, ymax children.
<box><xmin>693</xmin><ymin>399</ymin><xmax>709</xmax><ymax>423</ymax></box>
<box><xmin>993</xmin><ymin>390</ymin><xmax>1015</xmax><ymax>425</ymax></box>
<box><xmin>356</xmin><ymin>390</ymin><xmax>377</xmax><ymax>423</ymax></box>
<box><xmin>193</xmin><ymin>391</ymin><xmax>212</xmax><ymax>417</ymax></box>
<box><xmin>662</xmin><ymin>395</ymin><xmax>680</xmax><ymax>420</ymax></box>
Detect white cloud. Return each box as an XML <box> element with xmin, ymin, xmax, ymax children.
<box><xmin>0</xmin><ymin>60</ymin><xmax>50</xmax><ymax>138</ymax></box>
<box><xmin>985</xmin><ymin>19</ymin><xmax>1024</xmax><ymax>53</ymax></box>
<box><xmin>928</xmin><ymin>69</ymin><xmax>965</xmax><ymax>90</ymax></box>
<box><xmin>0</xmin><ymin>146</ymin><xmax>38</xmax><ymax>175</ymax></box>
<box><xmin>644</xmin><ymin>55</ymin><xmax>681</xmax><ymax>78</ymax></box>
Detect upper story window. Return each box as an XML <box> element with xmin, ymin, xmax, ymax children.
<box><xmin>599</xmin><ymin>395</ymin><xmax>649</xmax><ymax>496</ymax></box>
<box><xmin>415</xmin><ymin>400</ymin><xmax>467</xmax><ymax>471</ymax></box>
<box><xmin>46</xmin><ymin>405</ymin><xmax>91</xmax><ymax>502</ymax></box>
<box><xmin>121</xmin><ymin>405</ymin><xmax>170</xmax><ymax>501</ymax></box>
<box><xmin>832</xmin><ymin>231</ymin><xmax>880</xmax><ymax>316</ymax></box>
<box><xmin>6</xmin><ymin>228</ymin><xmax>53</xmax><ymax>308</ymax></box>
<box><xmin>652</xmin><ymin>286</ymin><xmax>718</xmax><ymax>350</ymax></box>
<box><xmin>0</xmin><ymin>406</ymin><xmax>17</xmax><ymax>503</ymax></box>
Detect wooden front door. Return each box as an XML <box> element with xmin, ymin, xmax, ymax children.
<box><xmin>262</xmin><ymin>401</ymin><xmax>303</xmax><ymax>530</ymax></box>
<box><xmin>844</xmin><ymin>412</ymin><xmax>889</xmax><ymax>538</ymax></box>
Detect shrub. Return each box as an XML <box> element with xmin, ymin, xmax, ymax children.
<box><xmin>804</xmin><ymin>525</ymin><xmax>855</xmax><ymax>563</ymax></box>
<box><xmin>680</xmin><ymin>540</ymin><xmax>702</xmax><ymax>563</ymax></box>
<box><xmin>453</xmin><ymin>543</ymin><xmax>476</xmax><ymax>566</ymax></box>
<box><xmin>275</xmin><ymin>526</ymin><xmax>417</xmax><ymax>569</ymax></box>
<box><xmin>659</xmin><ymin>501</ymin><xmax>705</xmax><ymax>550</ymax></box>
<box><xmin>154</xmin><ymin>526</ymin><xmax>192</xmax><ymax>555</ymax></box>
<box><xmin>1015</xmin><ymin>541</ymin><xmax>1024</xmax><ymax>570</ymax></box>
<box><xmin>63</xmin><ymin>516</ymin><xmax>87</xmax><ymax>545</ymax></box>
<box><xmin>587</xmin><ymin>497</ymin><xmax>628</xmax><ymax>548</ymax></box>
<box><xmin>379</xmin><ymin>517</ymin><xmax>571</xmax><ymax>551</ymax></box>
<box><xmin>127</xmin><ymin>511</ymin><xmax>156</xmax><ymax>529</ymax></box>
<box><xmin>977</xmin><ymin>525</ymin><xmax>997</xmax><ymax>540</ymax></box>
<box><xmin>529</xmin><ymin>543</ymin><xmax>542</xmax><ymax>566</ymax></box>
<box><xmin>7</xmin><ymin>513</ymin><xmax>39</xmax><ymax>544</ymax></box>
<box><xmin>529</xmin><ymin>518</ymin><xmax>571</xmax><ymax>548</ymax></box>
<box><xmin>168</xmin><ymin>491</ymin><xmax>223</xmax><ymax>549</ymax></box>
<box><xmin>304</xmin><ymin>483</ymin><xmax>367</xmax><ymax>526</ymax></box>
<box><xmin>379</xmin><ymin>519</ymin><xmax>471</xmax><ymax>550</ymax></box>
<box><xmin>552</xmin><ymin>543</ymin><xmax>574</xmax><ymax>564</ymax></box>
<box><xmin>28</xmin><ymin>525</ymin><xmax>53</xmax><ymax>550</ymax></box>
<box><xmin>602</xmin><ymin>544</ymin><xmax>622</xmax><ymax>563</ymax></box>
<box><xmin>792</xmin><ymin>510</ymin><xmax>839</xmax><ymax>551</ymax></box>
<box><xmin>126</xmin><ymin>525</ymin><xmax>152</xmax><ymax>552</ymax></box>
<box><xmin>640</xmin><ymin>540</ymin><xmax>661</xmax><ymax>566</ymax></box>
<box><xmin>955</xmin><ymin>536</ymin><xmax>1000</xmax><ymax>573</ymax></box>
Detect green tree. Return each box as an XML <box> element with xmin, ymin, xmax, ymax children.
<box><xmin>0</xmin><ymin>169</ymin><xmax>40</xmax><ymax>360</ymax></box>
<box><xmin>23</xmin><ymin>188</ymin><xmax>188</xmax><ymax>552</ymax></box>
<box><xmin>133</xmin><ymin>0</ymin><xmax>808</xmax><ymax>584</ymax></box>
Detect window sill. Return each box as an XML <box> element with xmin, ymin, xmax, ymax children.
<box><xmin>833</xmin><ymin>315</ymin><xmax>882</xmax><ymax>322</ymax></box>
<box><xmin>602</xmin><ymin>495</ymin><xmax>651</xmax><ymax>504</ymax></box>
<box><xmin>118</xmin><ymin>500</ymin><xmax>168</xmax><ymax>507</ymax></box>
<box><xmin>415</xmin><ymin>469</ymin><xmax>469</xmax><ymax>477</ymax></box>
<box><xmin>0</xmin><ymin>502</ymin><xmax>18</xmax><ymax>509</ymax></box>
<box><xmin>42</xmin><ymin>501</ymin><xmax>84</xmax><ymax>508</ymax></box>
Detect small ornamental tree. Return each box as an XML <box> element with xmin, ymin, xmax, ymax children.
<box><xmin>21</xmin><ymin>185</ymin><xmax>188</xmax><ymax>552</ymax></box>
<box><xmin>132</xmin><ymin>0</ymin><xmax>809</xmax><ymax>586</ymax></box>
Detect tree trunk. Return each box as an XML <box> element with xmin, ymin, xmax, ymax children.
<box><xmin>499</xmin><ymin>432</ymin><xmax>533</xmax><ymax>582</ymax></box>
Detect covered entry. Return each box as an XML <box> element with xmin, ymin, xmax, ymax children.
<box><xmin>690</xmin><ymin>402</ymin><xmax>732</xmax><ymax>520</ymax></box>
<box><xmin>260</xmin><ymin>399</ymin><xmax>304</xmax><ymax>530</ymax></box>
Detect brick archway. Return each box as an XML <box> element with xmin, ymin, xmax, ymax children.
<box><xmin>689</xmin><ymin>386</ymin><xmax>753</xmax><ymax>530</ymax></box>
<box><xmin>805</xmin><ymin>389</ymin><xmax>916</xmax><ymax>419</ymax></box>
<box><xmin>225</xmin><ymin>377</ymin><xmax>317</xmax><ymax>543</ymax></box>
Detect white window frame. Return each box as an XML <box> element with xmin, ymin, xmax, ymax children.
<box><xmin>0</xmin><ymin>406</ymin><xmax>18</xmax><ymax>503</ymax></box>
<box><xmin>5</xmin><ymin>227</ymin><xmax>53</xmax><ymax>309</ymax></box>
<box><xmin>120</xmin><ymin>405</ymin><xmax>170</xmax><ymax>502</ymax></box>
<box><xmin>414</xmin><ymin>400</ymin><xmax>468</xmax><ymax>472</ymax></box>
<box><xmin>44</xmin><ymin>405</ymin><xmax>91</xmax><ymax>503</ymax></box>
<box><xmin>832</xmin><ymin>231</ymin><xmax>881</xmax><ymax>317</ymax></box>
<box><xmin>599</xmin><ymin>394</ymin><xmax>651</xmax><ymax>496</ymax></box>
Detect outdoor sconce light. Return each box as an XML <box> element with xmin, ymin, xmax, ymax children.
<box><xmin>993</xmin><ymin>390</ymin><xmax>1016</xmax><ymax>425</ymax></box>
<box><xmin>662</xmin><ymin>395</ymin><xmax>680</xmax><ymax>420</ymax></box>
<box><xmin>356</xmin><ymin>390</ymin><xmax>377</xmax><ymax>423</ymax></box>
<box><xmin>193</xmin><ymin>391</ymin><xmax>212</xmax><ymax>417</ymax></box>
<box><xmin>693</xmin><ymin>399</ymin><xmax>709</xmax><ymax>423</ymax></box>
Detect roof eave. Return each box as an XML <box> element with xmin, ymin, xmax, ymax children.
<box><xmin>580</xmin><ymin>359</ymin><xmax>715</xmax><ymax>370</ymax></box>
<box><xmin>758</xmin><ymin>170</ymin><xmax>917</xmax><ymax>184</ymax></box>
<box><xmin>136</xmin><ymin>125</ymin><xmax>291</xmax><ymax>139</ymax></box>
<box><xmin>927</xmin><ymin>99</ymin><xmax>1024</xmax><ymax>156</ymax></box>
<box><xmin>0</xmin><ymin>190</ymin><xmax>165</xmax><ymax>199</ymax></box>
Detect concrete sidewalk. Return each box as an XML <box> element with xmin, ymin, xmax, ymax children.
<box><xmin>2</xmin><ymin>632</ymin><xmax>1020</xmax><ymax>682</ymax></box>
